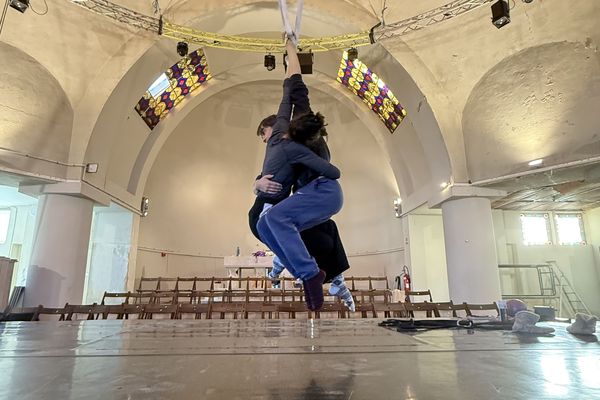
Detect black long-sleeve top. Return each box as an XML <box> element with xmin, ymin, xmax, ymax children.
<box><xmin>258</xmin><ymin>75</ymin><xmax>340</xmax><ymax>204</ymax></box>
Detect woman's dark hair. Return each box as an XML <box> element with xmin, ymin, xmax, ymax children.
<box><xmin>288</xmin><ymin>111</ymin><xmax>328</xmax><ymax>146</ymax></box>
<box><xmin>257</xmin><ymin>114</ymin><xmax>277</xmax><ymax>136</ymax></box>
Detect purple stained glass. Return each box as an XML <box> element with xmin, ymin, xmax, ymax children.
<box><xmin>336</xmin><ymin>51</ymin><xmax>406</xmax><ymax>133</ymax></box>
<box><xmin>135</xmin><ymin>48</ymin><xmax>212</xmax><ymax>130</ymax></box>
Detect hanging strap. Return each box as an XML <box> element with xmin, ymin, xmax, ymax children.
<box><xmin>278</xmin><ymin>0</ymin><xmax>304</xmax><ymax>45</ymax></box>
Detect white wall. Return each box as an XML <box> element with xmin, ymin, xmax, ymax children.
<box><xmin>83</xmin><ymin>203</ymin><xmax>134</xmax><ymax>304</ymax></box>
<box><xmin>407</xmin><ymin>211</ymin><xmax>449</xmax><ymax>302</ymax></box>
<box><xmin>494</xmin><ymin>209</ymin><xmax>600</xmax><ymax>315</ymax></box>
<box><xmin>135</xmin><ymin>82</ymin><xmax>404</xmax><ymax>284</ymax></box>
<box><xmin>401</xmin><ymin>207</ymin><xmax>600</xmax><ymax>314</ymax></box>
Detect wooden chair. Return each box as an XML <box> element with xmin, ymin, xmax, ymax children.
<box><xmin>245</xmin><ymin>292</ymin><xmax>272</xmax><ymax>304</ymax></box>
<box><xmin>101</xmin><ymin>292</ymin><xmax>130</xmax><ymax>305</ymax></box>
<box><xmin>369</xmin><ymin>277</ymin><xmax>390</xmax><ymax>290</ymax></box>
<box><xmin>193</xmin><ymin>290</ymin><xmax>220</xmax><ymax>304</ymax></box>
<box><xmin>195</xmin><ymin>277</ymin><xmax>216</xmax><ymax>291</ymax></box>
<box><xmin>269</xmin><ymin>290</ymin><xmax>304</xmax><ymax>303</ymax></box>
<box><xmin>178</xmin><ymin>303</ymin><xmax>210</xmax><ymax>319</ymax></box>
<box><xmin>175</xmin><ymin>277</ymin><xmax>197</xmax><ymax>294</ymax></box>
<box><xmin>207</xmin><ymin>302</ymin><xmax>245</xmax><ymax>319</ymax></box>
<box><xmin>175</xmin><ymin>291</ymin><xmax>195</xmax><ymax>304</ymax></box>
<box><xmin>119</xmin><ymin>304</ymin><xmax>145</xmax><ymax>319</ymax></box>
<box><xmin>404</xmin><ymin>301</ymin><xmax>438</xmax><ymax>318</ymax></box>
<box><xmin>137</xmin><ymin>277</ymin><xmax>160</xmax><ymax>293</ymax></box>
<box><xmin>349</xmin><ymin>302</ymin><xmax>377</xmax><ymax>318</ymax></box>
<box><xmin>405</xmin><ymin>289</ymin><xmax>433</xmax><ymax>302</ymax></box>
<box><xmin>247</xmin><ymin>277</ymin><xmax>268</xmax><ymax>291</ymax></box>
<box><xmin>314</xmin><ymin>303</ymin><xmax>347</xmax><ymax>319</ymax></box>
<box><xmin>31</xmin><ymin>305</ymin><xmax>68</xmax><ymax>321</ymax></box>
<box><xmin>99</xmin><ymin>305</ymin><xmax>125</xmax><ymax>320</ymax></box>
<box><xmin>226</xmin><ymin>277</ymin><xmax>248</xmax><ymax>291</ymax></box>
<box><xmin>243</xmin><ymin>302</ymin><xmax>279</xmax><ymax>319</ymax></box>
<box><xmin>142</xmin><ymin>303</ymin><xmax>178</xmax><ymax>319</ymax></box>
<box><xmin>223</xmin><ymin>290</ymin><xmax>250</xmax><ymax>303</ymax></box>
<box><xmin>353</xmin><ymin>290</ymin><xmax>391</xmax><ymax>305</ymax></box>
<box><xmin>430</xmin><ymin>301</ymin><xmax>455</xmax><ymax>317</ymax></box>
<box><xmin>451</xmin><ymin>302</ymin><xmax>470</xmax><ymax>317</ymax></box>
<box><xmin>127</xmin><ymin>292</ymin><xmax>154</xmax><ymax>304</ymax></box>
<box><xmin>279</xmin><ymin>277</ymin><xmax>302</xmax><ymax>292</ymax></box>
<box><xmin>64</xmin><ymin>304</ymin><xmax>97</xmax><ymax>321</ymax></box>
<box><xmin>348</xmin><ymin>276</ymin><xmax>372</xmax><ymax>291</ymax></box>
<box><xmin>150</xmin><ymin>292</ymin><xmax>177</xmax><ymax>304</ymax></box>
<box><xmin>157</xmin><ymin>277</ymin><xmax>178</xmax><ymax>292</ymax></box>
<box><xmin>3</xmin><ymin>306</ymin><xmax>38</xmax><ymax>322</ymax></box>
<box><xmin>465</xmin><ymin>302</ymin><xmax>499</xmax><ymax>317</ymax></box>
<box><xmin>373</xmin><ymin>302</ymin><xmax>406</xmax><ymax>318</ymax></box>
<box><xmin>277</xmin><ymin>302</ymin><xmax>312</xmax><ymax>319</ymax></box>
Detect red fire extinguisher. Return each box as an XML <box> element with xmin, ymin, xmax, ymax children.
<box><xmin>401</xmin><ymin>266</ymin><xmax>411</xmax><ymax>292</ymax></box>
<box><xmin>395</xmin><ymin>266</ymin><xmax>412</xmax><ymax>291</ymax></box>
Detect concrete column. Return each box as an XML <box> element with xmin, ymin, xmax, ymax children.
<box><xmin>441</xmin><ymin>197</ymin><xmax>501</xmax><ymax>303</ymax></box>
<box><xmin>24</xmin><ymin>194</ymin><xmax>94</xmax><ymax>307</ymax></box>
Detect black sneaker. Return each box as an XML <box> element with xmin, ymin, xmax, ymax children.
<box><xmin>303</xmin><ymin>270</ymin><xmax>325</xmax><ymax>311</ymax></box>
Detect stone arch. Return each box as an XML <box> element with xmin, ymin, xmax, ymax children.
<box><xmin>0</xmin><ymin>42</ymin><xmax>73</xmax><ymax>177</ymax></box>
<box><xmin>463</xmin><ymin>41</ymin><xmax>600</xmax><ymax>181</ymax></box>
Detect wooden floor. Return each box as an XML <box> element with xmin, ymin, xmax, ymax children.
<box><xmin>0</xmin><ymin>319</ymin><xmax>599</xmax><ymax>399</ymax></box>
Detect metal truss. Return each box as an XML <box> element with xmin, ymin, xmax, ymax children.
<box><xmin>374</xmin><ymin>0</ymin><xmax>494</xmax><ymax>41</ymax></box>
<box><xmin>72</xmin><ymin>0</ymin><xmax>160</xmax><ymax>32</ymax></box>
<box><xmin>162</xmin><ymin>21</ymin><xmax>370</xmax><ymax>53</ymax></box>
<box><xmin>71</xmin><ymin>0</ymin><xmax>493</xmax><ymax>52</ymax></box>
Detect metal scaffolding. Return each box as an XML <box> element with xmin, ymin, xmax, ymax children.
<box><xmin>71</xmin><ymin>0</ymin><xmax>494</xmax><ymax>52</ymax></box>
<box><xmin>374</xmin><ymin>0</ymin><xmax>494</xmax><ymax>41</ymax></box>
<box><xmin>72</xmin><ymin>0</ymin><xmax>160</xmax><ymax>32</ymax></box>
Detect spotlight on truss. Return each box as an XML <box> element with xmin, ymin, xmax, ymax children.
<box><xmin>283</xmin><ymin>51</ymin><xmax>314</xmax><ymax>74</ymax></box>
<box><xmin>347</xmin><ymin>48</ymin><xmax>358</xmax><ymax>61</ymax></box>
<box><xmin>491</xmin><ymin>0</ymin><xmax>510</xmax><ymax>29</ymax></box>
<box><xmin>9</xmin><ymin>0</ymin><xmax>30</xmax><ymax>13</ymax></box>
<box><xmin>264</xmin><ymin>54</ymin><xmax>276</xmax><ymax>71</ymax></box>
<box><xmin>177</xmin><ymin>41</ymin><xmax>188</xmax><ymax>57</ymax></box>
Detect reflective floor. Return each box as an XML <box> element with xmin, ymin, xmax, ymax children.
<box><xmin>0</xmin><ymin>319</ymin><xmax>599</xmax><ymax>399</ymax></box>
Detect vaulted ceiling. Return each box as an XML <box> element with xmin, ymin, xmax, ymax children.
<box><xmin>1</xmin><ymin>0</ymin><xmax>599</xmax><ymax>211</ymax></box>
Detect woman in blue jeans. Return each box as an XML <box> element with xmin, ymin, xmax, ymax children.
<box><xmin>256</xmin><ymin>39</ymin><xmax>344</xmax><ymax>311</ymax></box>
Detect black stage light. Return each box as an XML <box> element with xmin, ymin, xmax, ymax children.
<box><xmin>347</xmin><ymin>47</ymin><xmax>358</xmax><ymax>61</ymax></box>
<box><xmin>9</xmin><ymin>0</ymin><xmax>30</xmax><ymax>13</ymax></box>
<box><xmin>176</xmin><ymin>41</ymin><xmax>188</xmax><ymax>57</ymax></box>
<box><xmin>491</xmin><ymin>0</ymin><xmax>510</xmax><ymax>29</ymax></box>
<box><xmin>283</xmin><ymin>51</ymin><xmax>314</xmax><ymax>74</ymax></box>
<box><xmin>264</xmin><ymin>54</ymin><xmax>276</xmax><ymax>71</ymax></box>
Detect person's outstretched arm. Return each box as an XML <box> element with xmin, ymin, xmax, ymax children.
<box><xmin>285</xmin><ymin>39</ymin><xmax>301</xmax><ymax>78</ymax></box>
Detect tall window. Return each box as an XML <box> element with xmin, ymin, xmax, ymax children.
<box><xmin>555</xmin><ymin>213</ymin><xmax>585</xmax><ymax>245</ymax></box>
<box><xmin>520</xmin><ymin>213</ymin><xmax>551</xmax><ymax>245</ymax></box>
<box><xmin>135</xmin><ymin>49</ymin><xmax>211</xmax><ymax>130</ymax></box>
<box><xmin>336</xmin><ymin>50</ymin><xmax>407</xmax><ymax>133</ymax></box>
<box><xmin>0</xmin><ymin>209</ymin><xmax>10</xmax><ymax>244</ymax></box>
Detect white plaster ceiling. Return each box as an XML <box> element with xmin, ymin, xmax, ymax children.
<box><xmin>1</xmin><ymin>0</ymin><xmax>599</xmax><ymax>211</ymax></box>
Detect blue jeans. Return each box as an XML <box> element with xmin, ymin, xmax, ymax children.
<box><xmin>257</xmin><ymin>178</ymin><xmax>343</xmax><ymax>280</ymax></box>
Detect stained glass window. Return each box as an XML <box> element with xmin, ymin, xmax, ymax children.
<box><xmin>135</xmin><ymin>49</ymin><xmax>211</xmax><ymax>130</ymax></box>
<box><xmin>336</xmin><ymin>51</ymin><xmax>407</xmax><ymax>133</ymax></box>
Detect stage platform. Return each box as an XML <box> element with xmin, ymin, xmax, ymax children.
<box><xmin>0</xmin><ymin>319</ymin><xmax>599</xmax><ymax>399</ymax></box>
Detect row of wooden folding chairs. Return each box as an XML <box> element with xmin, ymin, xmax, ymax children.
<box><xmin>403</xmin><ymin>301</ymin><xmax>500</xmax><ymax>318</ymax></box>
<box><xmin>136</xmin><ymin>276</ymin><xmax>390</xmax><ymax>294</ymax></box>
<box><xmin>102</xmin><ymin>289</ymin><xmax>393</xmax><ymax>306</ymax></box>
<box><xmin>25</xmin><ymin>300</ymin><xmax>499</xmax><ymax>321</ymax></box>
<box><xmin>26</xmin><ymin>302</ymin><xmax>379</xmax><ymax>320</ymax></box>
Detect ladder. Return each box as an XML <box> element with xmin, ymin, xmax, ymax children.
<box><xmin>546</xmin><ymin>260</ymin><xmax>591</xmax><ymax>317</ymax></box>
